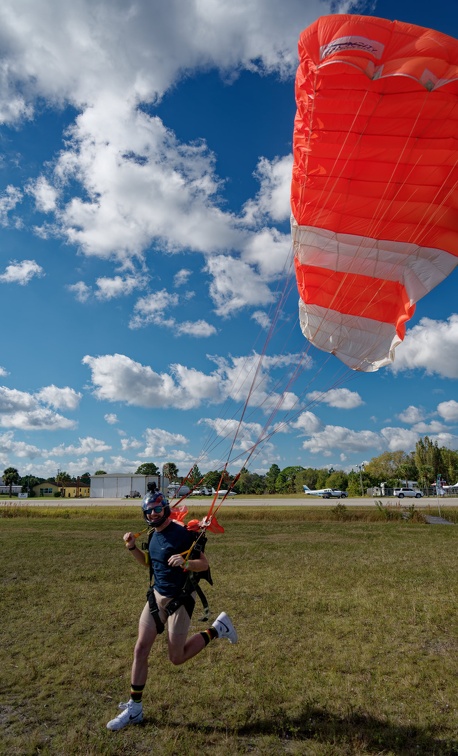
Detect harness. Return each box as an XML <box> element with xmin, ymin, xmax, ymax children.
<box><xmin>144</xmin><ymin>528</ymin><xmax>213</xmax><ymax>634</ymax></box>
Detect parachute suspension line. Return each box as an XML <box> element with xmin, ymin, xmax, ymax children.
<box><xmin>412</xmin><ymin>163</ymin><xmax>458</xmax><ymax>248</ymax></box>
<box><xmin>191</xmin><ymin>246</ymin><xmax>299</xmax><ymax>471</ymax></box>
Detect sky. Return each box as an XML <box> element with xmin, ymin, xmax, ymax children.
<box><xmin>1</xmin><ymin>0</ymin><xmax>458</xmax><ymax>483</ymax></box>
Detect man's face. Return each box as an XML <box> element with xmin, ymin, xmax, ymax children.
<box><xmin>144</xmin><ymin>501</ymin><xmax>165</xmax><ymax>523</ymax></box>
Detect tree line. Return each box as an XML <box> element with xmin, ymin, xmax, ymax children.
<box><xmin>2</xmin><ymin>437</ymin><xmax>458</xmax><ymax>497</ymax></box>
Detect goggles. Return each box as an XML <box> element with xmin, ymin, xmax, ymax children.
<box><xmin>143</xmin><ymin>503</ymin><xmax>165</xmax><ymax>516</ymax></box>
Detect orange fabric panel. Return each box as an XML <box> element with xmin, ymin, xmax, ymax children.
<box><xmin>294</xmin><ymin>260</ymin><xmax>415</xmax><ymax>339</ymax></box>
<box><xmin>291</xmin><ymin>14</ymin><xmax>458</xmax><ymax>256</ymax></box>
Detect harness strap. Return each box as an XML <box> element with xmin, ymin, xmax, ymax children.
<box><xmin>146</xmin><ymin>587</ymin><xmax>165</xmax><ymax>634</ymax></box>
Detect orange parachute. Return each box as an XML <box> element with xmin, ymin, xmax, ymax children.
<box><xmin>291</xmin><ymin>14</ymin><xmax>458</xmax><ymax>371</ymax></box>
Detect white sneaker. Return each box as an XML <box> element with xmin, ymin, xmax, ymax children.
<box><xmin>212</xmin><ymin>612</ymin><xmax>238</xmax><ymax>644</ymax></box>
<box><xmin>106</xmin><ymin>699</ymin><xmax>143</xmax><ymax>731</ymax></box>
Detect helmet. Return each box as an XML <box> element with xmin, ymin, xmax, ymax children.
<box><xmin>141</xmin><ymin>489</ymin><xmax>170</xmax><ymax>526</ymax></box>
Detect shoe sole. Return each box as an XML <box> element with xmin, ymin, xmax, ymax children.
<box><xmin>106</xmin><ymin>714</ymin><xmax>143</xmax><ymax>731</ymax></box>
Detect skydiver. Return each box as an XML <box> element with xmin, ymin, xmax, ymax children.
<box><xmin>106</xmin><ymin>484</ymin><xmax>237</xmax><ymax>731</ymax></box>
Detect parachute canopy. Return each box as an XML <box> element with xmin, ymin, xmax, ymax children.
<box><xmin>291</xmin><ymin>14</ymin><xmax>458</xmax><ymax>371</ymax></box>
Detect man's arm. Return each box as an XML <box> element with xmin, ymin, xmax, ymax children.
<box><xmin>168</xmin><ymin>551</ymin><xmax>209</xmax><ymax>572</ymax></box>
<box><xmin>123</xmin><ymin>532</ymin><xmax>149</xmax><ymax>567</ymax></box>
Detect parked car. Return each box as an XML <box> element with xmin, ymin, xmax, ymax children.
<box><xmin>322</xmin><ymin>489</ymin><xmax>348</xmax><ymax>499</ymax></box>
<box><xmin>395</xmin><ymin>488</ymin><xmax>423</xmax><ymax>498</ymax></box>
<box><xmin>125</xmin><ymin>490</ymin><xmax>141</xmax><ymax>498</ymax></box>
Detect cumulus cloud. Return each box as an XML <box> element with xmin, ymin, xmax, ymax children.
<box><xmin>0</xmin><ymin>260</ymin><xmax>44</xmax><ymax>285</ymax></box>
<box><xmin>392</xmin><ymin>316</ymin><xmax>458</xmax><ymax>378</ymax></box>
<box><xmin>0</xmin><ymin>431</ymin><xmax>41</xmax><ymax>460</ymax></box>
<box><xmin>251</xmin><ymin>310</ymin><xmax>271</xmax><ymax>329</ymax></box>
<box><xmin>0</xmin><ymin>367</ymin><xmax>9</xmax><ymax>377</ymax></box>
<box><xmin>301</xmin><ymin>425</ymin><xmax>381</xmax><ymax>456</ymax></box>
<box><xmin>104</xmin><ymin>413</ymin><xmax>119</xmax><ymax>424</ymax></box>
<box><xmin>49</xmin><ymin>436</ymin><xmax>112</xmax><ymax>457</ymax></box>
<box><xmin>242</xmin><ymin>155</ymin><xmax>293</xmax><ymax>225</ymax></box>
<box><xmin>35</xmin><ymin>385</ymin><xmax>82</xmax><ymax>410</ymax></box>
<box><xmin>129</xmin><ymin>288</ymin><xmax>216</xmax><ymax>336</ymax></box>
<box><xmin>142</xmin><ymin>427</ymin><xmax>188</xmax><ymax>457</ymax></box>
<box><xmin>120</xmin><ymin>436</ymin><xmax>142</xmax><ymax>451</ymax></box>
<box><xmin>437</xmin><ymin>399</ymin><xmax>458</xmax><ymax>422</ymax></box>
<box><xmin>206</xmin><ymin>255</ymin><xmax>276</xmax><ymax>317</ymax></box>
<box><xmin>379</xmin><ymin>427</ymin><xmax>420</xmax><ymax>452</ymax></box>
<box><xmin>0</xmin><ymin>185</ymin><xmax>22</xmax><ymax>225</ymax></box>
<box><xmin>82</xmin><ymin>350</ymin><xmax>303</xmax><ymax>411</ymax></box>
<box><xmin>27</xmin><ymin>176</ymin><xmax>58</xmax><ymax>212</ymax></box>
<box><xmin>0</xmin><ymin>386</ymin><xmax>76</xmax><ymax>430</ymax></box>
<box><xmin>306</xmin><ymin>388</ymin><xmax>363</xmax><ymax>410</ymax></box>
<box><xmin>68</xmin><ymin>281</ymin><xmax>92</xmax><ymax>302</ymax></box>
<box><xmin>95</xmin><ymin>274</ymin><xmax>148</xmax><ymax>300</ymax></box>
<box><xmin>397</xmin><ymin>405</ymin><xmax>425</xmax><ymax>424</ymax></box>
<box><xmin>174</xmin><ymin>269</ymin><xmax>192</xmax><ymax>287</ymax></box>
<box><xmin>292</xmin><ymin>410</ymin><xmax>322</xmax><ymax>434</ymax></box>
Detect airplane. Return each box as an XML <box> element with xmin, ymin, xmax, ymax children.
<box><xmin>303</xmin><ymin>485</ymin><xmax>348</xmax><ymax>499</ymax></box>
<box><xmin>212</xmin><ymin>487</ymin><xmax>237</xmax><ymax>497</ymax></box>
<box><xmin>443</xmin><ymin>482</ymin><xmax>458</xmax><ymax>490</ymax></box>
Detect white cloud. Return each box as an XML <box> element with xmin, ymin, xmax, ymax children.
<box><xmin>301</xmin><ymin>425</ymin><xmax>381</xmax><ymax>456</ymax></box>
<box><xmin>292</xmin><ymin>410</ymin><xmax>322</xmax><ymax>434</ymax></box>
<box><xmin>174</xmin><ymin>269</ymin><xmax>192</xmax><ymax>287</ymax></box>
<box><xmin>379</xmin><ymin>427</ymin><xmax>420</xmax><ymax>452</ymax></box>
<box><xmin>0</xmin><ymin>185</ymin><xmax>22</xmax><ymax>225</ymax></box>
<box><xmin>49</xmin><ymin>436</ymin><xmax>112</xmax><ymax>457</ymax></box>
<box><xmin>437</xmin><ymin>400</ymin><xmax>458</xmax><ymax>422</ymax></box>
<box><xmin>82</xmin><ymin>350</ymin><xmax>303</xmax><ymax>412</ymax></box>
<box><xmin>412</xmin><ymin>420</ymin><xmax>447</xmax><ymax>434</ymax></box>
<box><xmin>0</xmin><ymin>367</ymin><xmax>8</xmax><ymax>377</ymax></box>
<box><xmin>251</xmin><ymin>310</ymin><xmax>271</xmax><ymax>329</ymax></box>
<box><xmin>306</xmin><ymin>388</ymin><xmax>363</xmax><ymax>410</ymax></box>
<box><xmin>142</xmin><ymin>427</ymin><xmax>188</xmax><ymax>458</ymax></box>
<box><xmin>243</xmin><ymin>155</ymin><xmax>293</xmax><ymax>224</ymax></box>
<box><xmin>200</xmin><ymin>417</ymin><xmax>266</xmax><ymax>454</ymax></box>
<box><xmin>0</xmin><ymin>260</ymin><xmax>44</xmax><ymax>285</ymax></box>
<box><xmin>397</xmin><ymin>405</ymin><xmax>425</xmax><ymax>424</ymax></box>
<box><xmin>392</xmin><ymin>316</ymin><xmax>458</xmax><ymax>378</ymax></box>
<box><xmin>175</xmin><ymin>320</ymin><xmax>217</xmax><ymax>337</ymax></box>
<box><xmin>104</xmin><ymin>413</ymin><xmax>118</xmax><ymax>425</ymax></box>
<box><xmin>129</xmin><ymin>289</ymin><xmax>179</xmax><ymax>329</ymax></box>
<box><xmin>35</xmin><ymin>385</ymin><xmax>82</xmax><ymax>410</ymax></box>
<box><xmin>0</xmin><ymin>431</ymin><xmax>41</xmax><ymax>460</ymax></box>
<box><xmin>129</xmin><ymin>288</ymin><xmax>216</xmax><ymax>336</ymax></box>
<box><xmin>27</xmin><ymin>176</ymin><xmax>58</xmax><ymax>212</ymax></box>
<box><xmin>67</xmin><ymin>281</ymin><xmax>92</xmax><ymax>302</ymax></box>
<box><xmin>95</xmin><ymin>274</ymin><xmax>148</xmax><ymax>300</ymax></box>
<box><xmin>0</xmin><ymin>1</ymin><xmax>341</xmax><ymax>116</ymax></box>
<box><xmin>120</xmin><ymin>436</ymin><xmax>142</xmax><ymax>451</ymax></box>
<box><xmin>0</xmin><ymin>386</ymin><xmax>76</xmax><ymax>430</ymax></box>
<box><xmin>206</xmin><ymin>255</ymin><xmax>276</xmax><ymax>317</ymax></box>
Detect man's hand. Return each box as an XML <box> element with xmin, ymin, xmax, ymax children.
<box><xmin>123</xmin><ymin>532</ymin><xmax>136</xmax><ymax>550</ymax></box>
<box><xmin>168</xmin><ymin>554</ymin><xmax>186</xmax><ymax>568</ymax></box>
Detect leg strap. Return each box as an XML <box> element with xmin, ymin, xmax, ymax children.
<box><xmin>146</xmin><ymin>588</ymin><xmax>165</xmax><ymax>634</ymax></box>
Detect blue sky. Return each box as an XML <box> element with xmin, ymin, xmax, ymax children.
<box><xmin>1</xmin><ymin>0</ymin><xmax>458</xmax><ymax>482</ymax></box>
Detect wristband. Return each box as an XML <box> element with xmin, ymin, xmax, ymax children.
<box><xmin>128</xmin><ymin>544</ymin><xmax>136</xmax><ymax>551</ymax></box>
<box><xmin>183</xmin><ymin>560</ymin><xmax>189</xmax><ymax>570</ymax></box>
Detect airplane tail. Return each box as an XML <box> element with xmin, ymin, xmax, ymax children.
<box><xmin>303</xmin><ymin>485</ymin><xmax>310</xmax><ymax>491</ymax></box>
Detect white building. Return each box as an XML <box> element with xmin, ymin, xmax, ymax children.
<box><xmin>90</xmin><ymin>474</ymin><xmax>168</xmax><ymax>499</ymax></box>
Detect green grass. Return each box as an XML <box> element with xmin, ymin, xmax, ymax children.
<box><xmin>1</xmin><ymin>509</ymin><xmax>457</xmax><ymax>755</ymax></box>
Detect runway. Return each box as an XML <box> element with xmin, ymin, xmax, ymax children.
<box><xmin>2</xmin><ymin>496</ymin><xmax>458</xmax><ymax>508</ymax></box>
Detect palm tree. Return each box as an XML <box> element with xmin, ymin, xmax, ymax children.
<box><xmin>3</xmin><ymin>467</ymin><xmax>20</xmax><ymax>495</ymax></box>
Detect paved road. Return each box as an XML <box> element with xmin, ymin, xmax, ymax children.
<box><xmin>2</xmin><ymin>496</ymin><xmax>458</xmax><ymax>508</ymax></box>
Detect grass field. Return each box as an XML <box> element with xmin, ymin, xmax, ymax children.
<box><xmin>1</xmin><ymin>506</ymin><xmax>457</xmax><ymax>755</ymax></box>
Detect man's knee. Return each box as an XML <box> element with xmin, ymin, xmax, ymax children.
<box><xmin>168</xmin><ymin>648</ymin><xmax>185</xmax><ymax>665</ymax></box>
<box><xmin>134</xmin><ymin>635</ymin><xmax>154</xmax><ymax>661</ymax></box>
